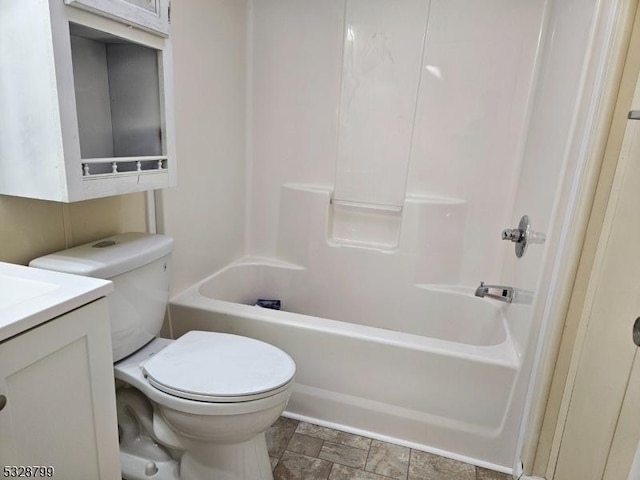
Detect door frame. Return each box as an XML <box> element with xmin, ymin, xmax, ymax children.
<box><xmin>517</xmin><ymin>1</ymin><xmax>640</xmax><ymax>477</ymax></box>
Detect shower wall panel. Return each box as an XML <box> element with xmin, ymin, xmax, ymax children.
<box><xmin>248</xmin><ymin>0</ymin><xmax>546</xmax><ymax>286</ymax></box>
<box><xmin>333</xmin><ymin>0</ymin><xmax>430</xmax><ymax>208</ymax></box>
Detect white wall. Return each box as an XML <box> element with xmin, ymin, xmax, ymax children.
<box><xmin>500</xmin><ymin>0</ymin><xmax>608</xmax><ymax>471</ymax></box>
<box><xmin>160</xmin><ymin>0</ymin><xmax>248</xmax><ymax>295</ymax></box>
<box><xmin>247</xmin><ymin>0</ymin><xmax>545</xmax><ymax>287</ymax></box>
<box><xmin>161</xmin><ymin>0</ymin><xmax>602</xmax><ymax>358</ymax></box>
<box><xmin>162</xmin><ymin>0</ymin><xmax>602</xmax><ymax>328</ymax></box>
<box><xmin>248</xmin><ymin>0</ymin><xmax>344</xmax><ymax>258</ymax></box>
<box><xmin>503</xmin><ymin>0</ymin><xmax>601</xmax><ymax>353</ymax></box>
<box><xmin>407</xmin><ymin>0</ymin><xmax>545</xmax><ymax>285</ymax></box>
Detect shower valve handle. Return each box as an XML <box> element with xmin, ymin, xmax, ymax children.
<box><xmin>502</xmin><ymin>228</ymin><xmax>524</xmax><ymax>243</ymax></box>
<box><xmin>501</xmin><ymin>215</ymin><xmax>545</xmax><ymax>258</ymax></box>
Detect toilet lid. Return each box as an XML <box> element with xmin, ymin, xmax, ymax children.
<box><xmin>142</xmin><ymin>331</ymin><xmax>295</xmax><ymax>403</ymax></box>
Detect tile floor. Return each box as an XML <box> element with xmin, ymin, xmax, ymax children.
<box><xmin>266</xmin><ymin>417</ymin><xmax>511</xmax><ymax>480</ymax></box>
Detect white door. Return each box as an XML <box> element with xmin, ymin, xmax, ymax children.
<box><xmin>552</xmin><ymin>38</ymin><xmax>640</xmax><ymax>480</ymax></box>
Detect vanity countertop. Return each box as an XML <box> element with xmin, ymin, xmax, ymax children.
<box><xmin>0</xmin><ymin>261</ymin><xmax>113</xmax><ymax>342</ymax></box>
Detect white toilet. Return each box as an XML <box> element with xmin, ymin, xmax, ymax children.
<box><xmin>30</xmin><ymin>233</ymin><xmax>295</xmax><ymax>480</ymax></box>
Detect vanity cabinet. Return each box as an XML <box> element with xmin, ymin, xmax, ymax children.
<box><xmin>0</xmin><ymin>298</ymin><xmax>120</xmax><ymax>479</ymax></box>
<box><xmin>0</xmin><ymin>0</ymin><xmax>175</xmax><ymax>202</ymax></box>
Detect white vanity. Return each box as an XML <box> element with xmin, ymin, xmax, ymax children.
<box><xmin>0</xmin><ymin>262</ymin><xmax>119</xmax><ymax>479</ymax></box>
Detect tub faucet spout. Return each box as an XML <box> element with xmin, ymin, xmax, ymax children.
<box><xmin>475</xmin><ymin>282</ymin><xmax>514</xmax><ymax>303</ymax></box>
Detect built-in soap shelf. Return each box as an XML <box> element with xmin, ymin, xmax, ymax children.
<box><xmin>81</xmin><ymin>156</ymin><xmax>168</xmax><ymax>177</ymax></box>
<box><xmin>330</xmin><ymin>197</ymin><xmax>403</xmax><ymax>250</ymax></box>
<box><xmin>331</xmin><ymin>199</ymin><xmax>403</xmax><ymax>213</ymax></box>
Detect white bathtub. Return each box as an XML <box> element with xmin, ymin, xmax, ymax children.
<box><xmin>169</xmin><ymin>257</ymin><xmax>519</xmax><ymax>471</ymax></box>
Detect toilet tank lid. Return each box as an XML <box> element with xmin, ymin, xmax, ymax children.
<box><xmin>29</xmin><ymin>233</ymin><xmax>174</xmax><ymax>279</ymax></box>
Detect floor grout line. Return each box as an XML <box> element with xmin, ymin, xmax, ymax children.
<box><xmin>364</xmin><ymin>439</ymin><xmax>373</xmax><ymax>474</ymax></box>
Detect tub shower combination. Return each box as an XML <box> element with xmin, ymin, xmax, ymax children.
<box><xmin>170</xmin><ymin>186</ymin><xmax>523</xmax><ymax>470</ymax></box>
<box><xmin>170</xmin><ymin>0</ymin><xmax>607</xmax><ymax>472</ymax></box>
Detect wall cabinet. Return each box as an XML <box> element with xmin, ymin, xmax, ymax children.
<box><xmin>0</xmin><ymin>0</ymin><xmax>175</xmax><ymax>202</ymax></box>
<box><xmin>0</xmin><ymin>299</ymin><xmax>120</xmax><ymax>479</ymax></box>
<box><xmin>65</xmin><ymin>0</ymin><xmax>170</xmax><ymax>36</ymax></box>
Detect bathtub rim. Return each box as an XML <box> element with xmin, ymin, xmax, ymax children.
<box><xmin>170</xmin><ymin>263</ymin><xmax>520</xmax><ymax>369</ymax></box>
<box><xmin>188</xmin><ymin>252</ymin><xmax>512</xmax><ymax>346</ymax></box>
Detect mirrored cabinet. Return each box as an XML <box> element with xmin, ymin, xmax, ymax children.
<box><xmin>0</xmin><ymin>0</ymin><xmax>175</xmax><ymax>202</ymax></box>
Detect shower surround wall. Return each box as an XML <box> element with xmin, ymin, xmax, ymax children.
<box><xmin>159</xmin><ymin>0</ymin><xmax>248</xmax><ymax>295</ymax></box>
<box><xmin>333</xmin><ymin>0</ymin><xmax>429</xmax><ymax>208</ymax></box>
<box><xmin>240</xmin><ymin>0</ymin><xmax>548</xmax><ymax>468</ymax></box>
<box><xmin>248</xmin><ymin>0</ymin><xmax>544</xmax><ymax>286</ymax></box>
<box><xmin>165</xmin><ymin>0</ymin><xmax>612</xmax><ymax>473</ymax></box>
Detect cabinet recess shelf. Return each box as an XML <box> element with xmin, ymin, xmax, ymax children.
<box><xmin>0</xmin><ymin>0</ymin><xmax>175</xmax><ymax>202</ymax></box>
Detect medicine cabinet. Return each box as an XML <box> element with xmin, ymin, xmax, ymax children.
<box><xmin>0</xmin><ymin>0</ymin><xmax>175</xmax><ymax>202</ymax></box>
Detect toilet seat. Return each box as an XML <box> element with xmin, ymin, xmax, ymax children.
<box><xmin>141</xmin><ymin>331</ymin><xmax>296</xmax><ymax>403</ymax></box>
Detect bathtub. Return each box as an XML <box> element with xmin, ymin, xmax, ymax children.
<box><xmin>169</xmin><ymin>257</ymin><xmax>519</xmax><ymax>471</ymax></box>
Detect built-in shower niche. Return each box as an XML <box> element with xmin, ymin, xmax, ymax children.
<box><xmin>69</xmin><ymin>23</ymin><xmax>165</xmax><ymax>177</ymax></box>
<box><xmin>330</xmin><ymin>200</ymin><xmax>402</xmax><ymax>250</ymax></box>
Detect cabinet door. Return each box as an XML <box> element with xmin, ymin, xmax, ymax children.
<box><xmin>0</xmin><ymin>299</ymin><xmax>120</xmax><ymax>480</ymax></box>
<box><xmin>65</xmin><ymin>0</ymin><xmax>170</xmax><ymax>36</ymax></box>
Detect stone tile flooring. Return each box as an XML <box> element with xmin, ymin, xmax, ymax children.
<box><xmin>266</xmin><ymin>417</ymin><xmax>511</xmax><ymax>480</ymax></box>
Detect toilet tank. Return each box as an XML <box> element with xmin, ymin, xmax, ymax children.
<box><xmin>30</xmin><ymin>233</ymin><xmax>174</xmax><ymax>362</ymax></box>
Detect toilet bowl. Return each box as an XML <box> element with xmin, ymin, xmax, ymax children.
<box><xmin>29</xmin><ymin>233</ymin><xmax>296</xmax><ymax>480</ymax></box>
<box><xmin>116</xmin><ymin>332</ymin><xmax>295</xmax><ymax>480</ymax></box>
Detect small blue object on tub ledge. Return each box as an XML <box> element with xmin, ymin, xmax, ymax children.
<box><xmin>256</xmin><ymin>299</ymin><xmax>281</xmax><ymax>310</ymax></box>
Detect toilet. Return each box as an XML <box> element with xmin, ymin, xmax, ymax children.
<box><xmin>30</xmin><ymin>233</ymin><xmax>295</xmax><ymax>480</ymax></box>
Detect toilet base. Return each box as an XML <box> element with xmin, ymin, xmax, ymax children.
<box><xmin>179</xmin><ymin>433</ymin><xmax>273</xmax><ymax>480</ymax></box>
<box><xmin>121</xmin><ymin>451</ymin><xmax>180</xmax><ymax>480</ymax></box>
<box><xmin>115</xmin><ymin>338</ymin><xmax>292</xmax><ymax>480</ymax></box>
<box><xmin>120</xmin><ymin>431</ymin><xmax>274</xmax><ymax>480</ymax></box>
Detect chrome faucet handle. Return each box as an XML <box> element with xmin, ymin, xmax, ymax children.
<box><xmin>502</xmin><ymin>228</ymin><xmax>523</xmax><ymax>243</ymax></box>
<box><xmin>502</xmin><ymin>215</ymin><xmax>545</xmax><ymax>258</ymax></box>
